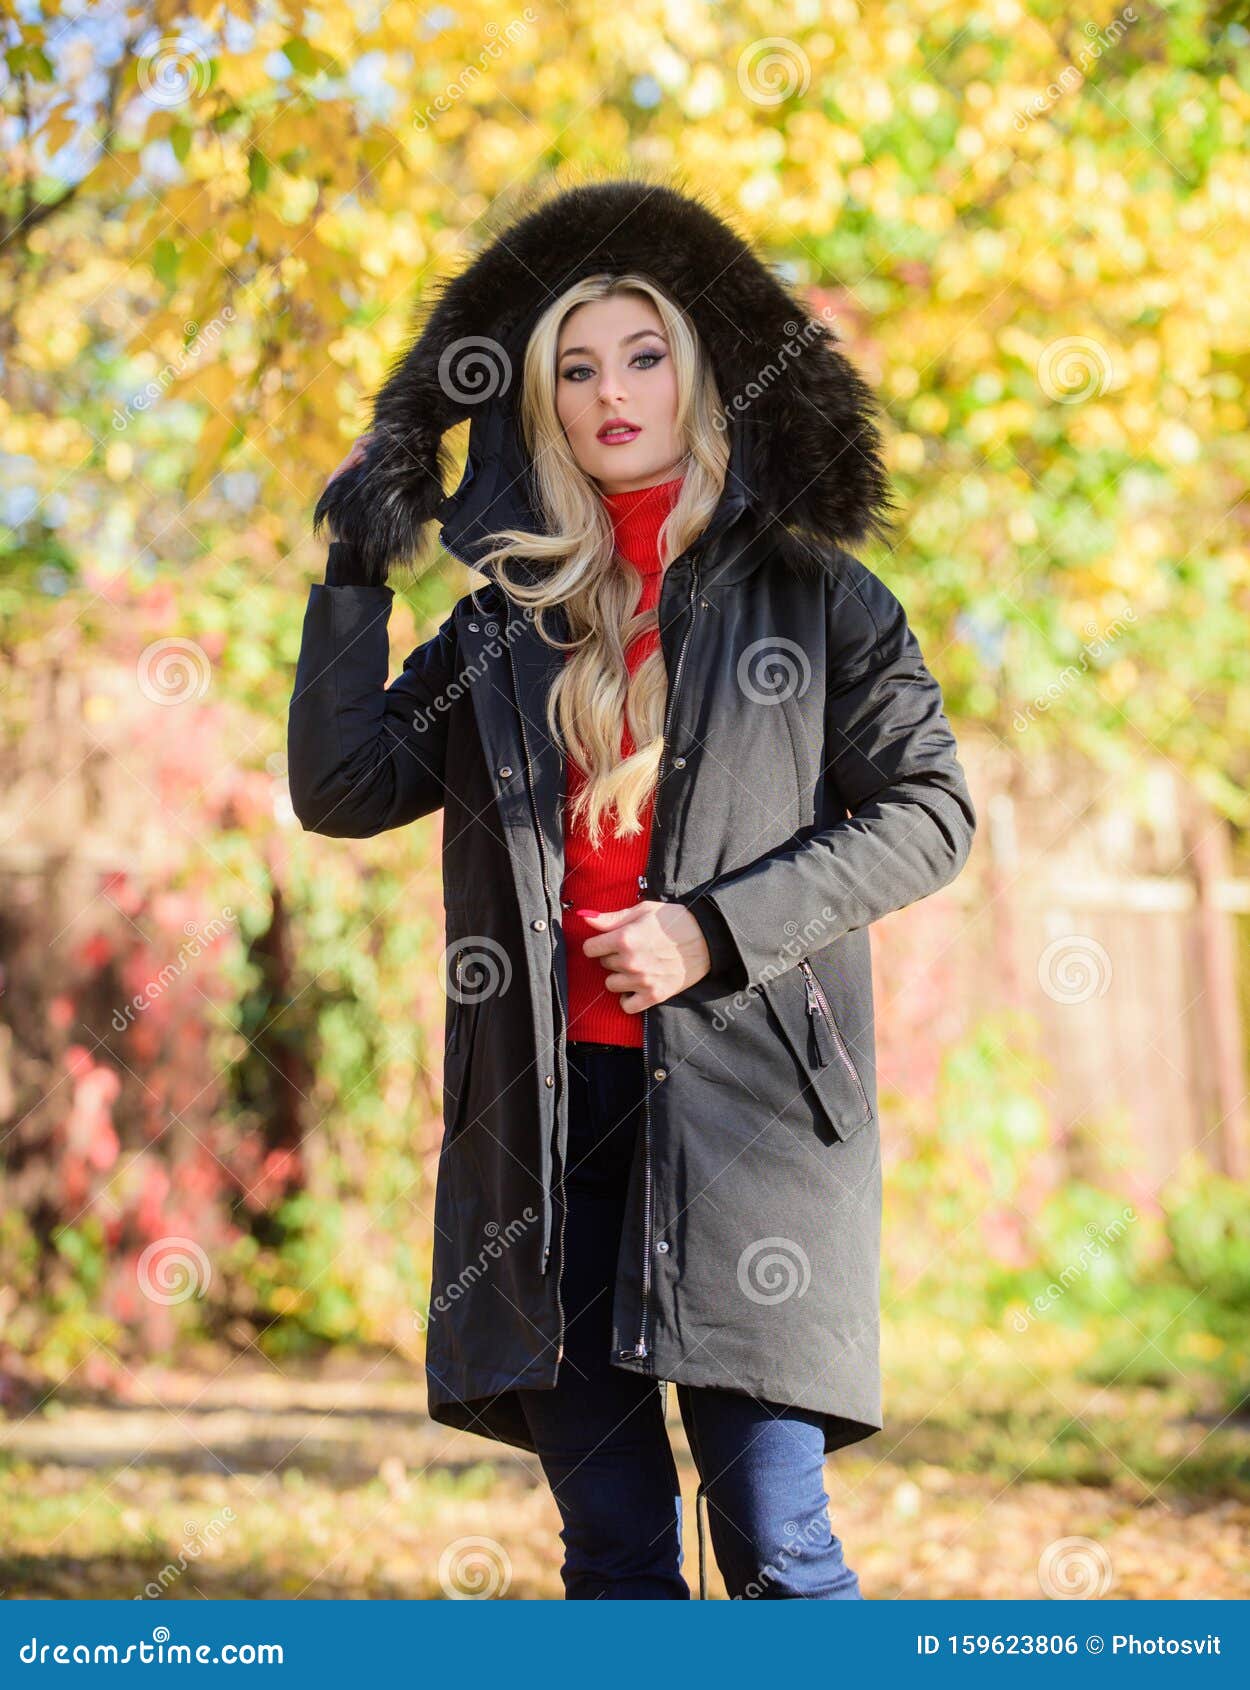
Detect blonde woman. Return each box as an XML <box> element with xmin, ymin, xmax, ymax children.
<box><xmin>289</xmin><ymin>177</ymin><xmax>976</xmax><ymax>1598</ymax></box>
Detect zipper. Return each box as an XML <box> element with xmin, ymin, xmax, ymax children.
<box><xmin>799</xmin><ymin>957</ymin><xmax>870</xmax><ymax>1115</ymax></box>
<box><xmin>505</xmin><ymin>641</ymin><xmax>568</xmax><ymax>1370</ymax></box>
<box><xmin>630</xmin><ymin>547</ymin><xmax>703</xmax><ymax>1360</ymax></box>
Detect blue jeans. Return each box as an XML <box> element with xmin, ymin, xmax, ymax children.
<box><xmin>515</xmin><ymin>1039</ymin><xmax>863</xmax><ymax>1600</ymax></box>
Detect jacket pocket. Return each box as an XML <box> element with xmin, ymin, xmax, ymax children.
<box><xmin>442</xmin><ymin>980</ymin><xmax>481</xmax><ymax>1143</ymax></box>
<box><xmin>761</xmin><ymin>958</ymin><xmax>873</xmax><ymax>1141</ymax></box>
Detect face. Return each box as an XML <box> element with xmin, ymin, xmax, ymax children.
<box><xmin>554</xmin><ymin>293</ymin><xmax>685</xmax><ymax>494</ymax></box>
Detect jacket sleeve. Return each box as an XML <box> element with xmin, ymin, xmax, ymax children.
<box><xmin>287</xmin><ymin>543</ymin><xmax>458</xmax><ymax>837</ymax></box>
<box><xmin>684</xmin><ymin>893</ymin><xmax>750</xmax><ymax>992</ymax></box>
<box><xmin>687</xmin><ymin>555</ymin><xmax>977</xmax><ymax>992</ymax></box>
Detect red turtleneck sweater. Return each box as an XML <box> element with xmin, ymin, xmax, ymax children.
<box><xmin>561</xmin><ymin>475</ymin><xmax>683</xmax><ymax>1047</ymax></box>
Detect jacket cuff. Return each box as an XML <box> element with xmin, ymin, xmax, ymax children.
<box><xmin>685</xmin><ymin>894</ymin><xmax>748</xmax><ymax>992</ymax></box>
<box><xmin>323</xmin><ymin>540</ymin><xmax>378</xmax><ymax>588</ymax></box>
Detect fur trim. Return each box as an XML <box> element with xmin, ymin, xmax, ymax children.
<box><xmin>314</xmin><ymin>169</ymin><xmax>896</xmax><ymax>584</ymax></box>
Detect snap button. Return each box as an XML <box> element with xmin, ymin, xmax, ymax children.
<box><xmin>498</xmin><ymin>764</ymin><xmax>513</xmax><ymax>779</ymax></box>
<box><xmin>532</xmin><ymin>918</ymin><xmax>547</xmax><ymax>931</ymax></box>
<box><xmin>468</xmin><ymin>621</ymin><xmax>479</xmax><ymax>632</ymax></box>
<box><xmin>655</xmin><ymin>1240</ymin><xmax>669</xmax><ymax>1253</ymax></box>
<box><xmin>672</xmin><ymin>756</ymin><xmax>686</xmax><ymax>768</ymax></box>
<box><xmin>653</xmin><ymin>1067</ymin><xmax>667</xmax><ymax>1081</ymax></box>
<box><xmin>544</xmin><ymin>1074</ymin><xmax>554</xmax><ymax>1087</ymax></box>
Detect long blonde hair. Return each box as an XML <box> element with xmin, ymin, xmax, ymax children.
<box><xmin>473</xmin><ymin>273</ymin><xmax>730</xmax><ymax>849</ymax></box>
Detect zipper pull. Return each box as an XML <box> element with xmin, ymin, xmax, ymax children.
<box><xmin>802</xmin><ymin>964</ymin><xmax>836</xmax><ymax>1068</ymax></box>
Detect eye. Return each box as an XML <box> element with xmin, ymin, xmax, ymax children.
<box><xmin>558</xmin><ymin>348</ymin><xmax>667</xmax><ymax>383</ymax></box>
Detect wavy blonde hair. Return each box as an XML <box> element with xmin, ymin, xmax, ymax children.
<box><xmin>473</xmin><ymin>273</ymin><xmax>730</xmax><ymax>849</ymax></box>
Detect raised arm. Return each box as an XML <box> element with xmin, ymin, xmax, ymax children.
<box><xmin>287</xmin><ymin>540</ymin><xmax>458</xmax><ymax>837</ymax></box>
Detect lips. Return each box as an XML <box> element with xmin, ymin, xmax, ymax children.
<box><xmin>597</xmin><ymin>422</ymin><xmax>641</xmax><ymax>443</ymax></box>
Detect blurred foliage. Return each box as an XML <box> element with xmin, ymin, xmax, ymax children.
<box><xmin>884</xmin><ymin>1013</ymin><xmax>1250</xmax><ymax>1420</ymax></box>
<box><xmin>3</xmin><ymin>0</ymin><xmax>1249</xmax><ymax>804</ymax></box>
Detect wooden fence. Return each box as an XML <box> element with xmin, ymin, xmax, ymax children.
<box><xmin>875</xmin><ymin>730</ymin><xmax>1250</xmax><ymax>1188</ymax></box>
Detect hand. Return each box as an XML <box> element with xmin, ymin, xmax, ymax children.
<box><xmin>324</xmin><ymin>431</ymin><xmax>374</xmax><ymax>494</ymax></box>
<box><xmin>578</xmin><ymin>900</ymin><xmax>711</xmax><ymax>1013</ymax></box>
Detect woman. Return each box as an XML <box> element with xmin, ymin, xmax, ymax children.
<box><xmin>288</xmin><ymin>177</ymin><xmax>977</xmax><ymax>1599</ymax></box>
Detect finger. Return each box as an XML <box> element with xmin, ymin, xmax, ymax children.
<box><xmin>582</xmin><ymin>934</ymin><xmax>614</xmax><ymax>959</ymax></box>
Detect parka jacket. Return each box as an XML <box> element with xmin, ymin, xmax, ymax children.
<box><xmin>287</xmin><ymin>179</ymin><xmax>977</xmax><ymax>1460</ymax></box>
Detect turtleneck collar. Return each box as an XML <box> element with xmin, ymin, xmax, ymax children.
<box><xmin>599</xmin><ymin>473</ymin><xmax>685</xmax><ymax>575</ymax></box>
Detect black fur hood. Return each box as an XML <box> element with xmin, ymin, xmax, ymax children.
<box><xmin>314</xmin><ymin>173</ymin><xmax>895</xmax><ymax>585</ymax></box>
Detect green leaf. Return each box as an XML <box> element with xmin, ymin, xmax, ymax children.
<box><xmin>152</xmin><ymin>237</ymin><xmax>179</xmax><ymax>290</ymax></box>
<box><xmin>7</xmin><ymin>43</ymin><xmax>55</xmax><ymax>80</ymax></box>
<box><xmin>247</xmin><ymin>149</ymin><xmax>269</xmax><ymax>192</ymax></box>
<box><xmin>282</xmin><ymin>37</ymin><xmax>319</xmax><ymax>76</ymax></box>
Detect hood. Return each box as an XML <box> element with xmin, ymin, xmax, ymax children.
<box><xmin>314</xmin><ymin>173</ymin><xmax>895</xmax><ymax>586</ymax></box>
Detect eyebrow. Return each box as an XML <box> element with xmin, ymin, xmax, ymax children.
<box><xmin>558</xmin><ymin>329</ymin><xmax>668</xmax><ymax>359</ymax></box>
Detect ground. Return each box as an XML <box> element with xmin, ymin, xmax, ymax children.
<box><xmin>2</xmin><ymin>1330</ymin><xmax>1247</xmax><ymax>1600</ymax></box>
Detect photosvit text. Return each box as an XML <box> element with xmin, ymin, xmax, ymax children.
<box><xmin>916</xmin><ymin>1633</ymin><xmax>1222</xmax><ymax>1656</ymax></box>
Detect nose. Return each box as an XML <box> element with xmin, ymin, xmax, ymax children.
<box><xmin>597</xmin><ymin>366</ymin><xmax>630</xmax><ymax>407</ymax></box>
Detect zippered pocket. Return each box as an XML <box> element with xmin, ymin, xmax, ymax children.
<box><xmin>761</xmin><ymin>958</ymin><xmax>873</xmax><ymax>1141</ymax></box>
<box><xmin>798</xmin><ymin>959</ymin><xmax>871</xmax><ymax>1117</ymax></box>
